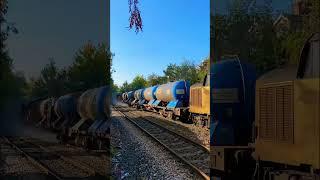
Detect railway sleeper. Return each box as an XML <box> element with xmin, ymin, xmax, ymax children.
<box><xmin>171</xmin><ymin>146</ymin><xmax>198</xmax><ymax>154</ymax></box>
<box><xmin>180</xmin><ymin>151</ymin><xmax>205</xmax><ymax>159</ymax></box>
<box><xmin>145</xmin><ymin>130</ymin><xmax>163</xmax><ymax>135</ymax></box>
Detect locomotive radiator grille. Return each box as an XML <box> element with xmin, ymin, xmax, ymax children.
<box><xmin>258</xmin><ymin>83</ymin><xmax>294</xmax><ymax>144</ymax></box>
<box><xmin>191</xmin><ymin>88</ymin><xmax>202</xmax><ymax>108</ymax></box>
<box><xmin>259</xmin><ymin>87</ymin><xmax>275</xmax><ymax>140</ymax></box>
<box><xmin>275</xmin><ymin>85</ymin><xmax>294</xmax><ymax>143</ymax></box>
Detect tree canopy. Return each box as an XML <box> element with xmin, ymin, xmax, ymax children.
<box><xmin>212</xmin><ymin>0</ymin><xmax>319</xmax><ymax>75</ymax></box>
<box><xmin>116</xmin><ymin>58</ymin><xmax>209</xmax><ymax>93</ymax></box>
<box><xmin>26</xmin><ymin>42</ymin><xmax>112</xmax><ymax>99</ymax></box>
<box><xmin>0</xmin><ymin>0</ymin><xmax>25</xmax><ymax>109</ymax></box>
<box><xmin>68</xmin><ymin>42</ymin><xmax>111</xmax><ymax>92</ymax></box>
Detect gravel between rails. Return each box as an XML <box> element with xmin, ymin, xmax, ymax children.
<box><xmin>1</xmin><ymin>137</ymin><xmax>110</xmax><ymax>179</ymax></box>
<box><xmin>111</xmin><ymin>110</ymin><xmax>203</xmax><ymax>180</ymax></box>
<box><xmin>7</xmin><ymin>137</ymin><xmax>92</xmax><ymax>179</ymax></box>
<box><xmin>120</xmin><ymin>106</ymin><xmax>210</xmax><ymax>148</ymax></box>
<box><xmin>24</xmin><ymin>137</ymin><xmax>110</xmax><ymax>177</ymax></box>
<box><xmin>0</xmin><ymin>137</ymin><xmax>46</xmax><ymax>176</ymax></box>
<box><xmin>118</xmin><ymin>108</ymin><xmax>210</xmax><ymax>177</ymax></box>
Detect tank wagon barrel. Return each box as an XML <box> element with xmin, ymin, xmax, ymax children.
<box><xmin>209</xmin><ymin>58</ymin><xmax>257</xmax><ymax>179</ymax></box>
<box><xmin>120</xmin><ymin>74</ymin><xmax>210</xmax><ymax>126</ymax></box>
<box><xmin>141</xmin><ymin>86</ymin><xmax>158</xmax><ymax>111</ymax></box>
<box><xmin>153</xmin><ymin>80</ymin><xmax>190</xmax><ymax>108</ymax></box>
<box><xmin>126</xmin><ymin>91</ymin><xmax>134</xmax><ymax>102</ymax></box>
<box><xmin>122</xmin><ymin>90</ymin><xmax>135</xmax><ymax>106</ymax></box>
<box><xmin>134</xmin><ymin>89</ymin><xmax>144</xmax><ymax>100</ymax></box>
<box><xmin>131</xmin><ymin>88</ymin><xmax>146</xmax><ymax>108</ymax></box>
<box><xmin>68</xmin><ymin>86</ymin><xmax>111</xmax><ymax>149</ymax></box>
<box><xmin>53</xmin><ymin>92</ymin><xmax>82</xmax><ymax>135</ymax></box>
<box><xmin>23</xmin><ymin>97</ymin><xmax>47</xmax><ymax>124</ymax></box>
<box><xmin>144</xmin><ymin>80</ymin><xmax>191</xmax><ymax>121</ymax></box>
<box><xmin>121</xmin><ymin>92</ymin><xmax>127</xmax><ymax>102</ymax></box>
<box><xmin>210</xmin><ymin>58</ymin><xmax>256</xmax><ymax>146</ymax></box>
<box><xmin>143</xmin><ymin>86</ymin><xmax>158</xmax><ymax>102</ymax></box>
<box><xmin>38</xmin><ymin>98</ymin><xmax>56</xmax><ymax>128</ymax></box>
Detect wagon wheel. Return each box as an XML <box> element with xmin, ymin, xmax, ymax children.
<box><xmin>168</xmin><ymin>112</ymin><xmax>173</xmax><ymax>120</ymax></box>
<box><xmin>56</xmin><ymin>134</ymin><xmax>62</xmax><ymax>143</ymax></box>
<box><xmin>81</xmin><ymin>136</ymin><xmax>87</xmax><ymax>147</ymax></box>
<box><xmin>91</xmin><ymin>137</ymin><xmax>97</xmax><ymax>149</ymax></box>
<box><xmin>97</xmin><ymin>139</ymin><xmax>103</xmax><ymax>150</ymax></box>
<box><xmin>74</xmin><ymin>135</ymin><xmax>79</xmax><ymax>146</ymax></box>
<box><xmin>172</xmin><ymin>115</ymin><xmax>178</xmax><ymax>121</ymax></box>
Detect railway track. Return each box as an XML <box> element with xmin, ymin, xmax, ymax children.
<box><xmin>113</xmin><ymin>106</ymin><xmax>210</xmax><ymax>180</ymax></box>
<box><xmin>1</xmin><ymin>136</ymin><xmax>96</xmax><ymax>179</ymax></box>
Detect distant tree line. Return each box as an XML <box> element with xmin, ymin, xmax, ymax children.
<box><xmin>26</xmin><ymin>42</ymin><xmax>112</xmax><ymax>99</ymax></box>
<box><xmin>0</xmin><ymin>0</ymin><xmax>112</xmax><ymax>106</ymax></box>
<box><xmin>0</xmin><ymin>0</ymin><xmax>26</xmax><ymax>109</ymax></box>
<box><xmin>212</xmin><ymin>0</ymin><xmax>319</xmax><ymax>76</ymax></box>
<box><xmin>113</xmin><ymin>58</ymin><xmax>209</xmax><ymax>94</ymax></box>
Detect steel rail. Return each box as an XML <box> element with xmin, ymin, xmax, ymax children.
<box><xmin>128</xmin><ymin>107</ymin><xmax>210</xmax><ymax>152</ymax></box>
<box><xmin>26</xmin><ymin>139</ymin><xmax>96</xmax><ymax>176</ymax></box>
<box><xmin>113</xmin><ymin>106</ymin><xmax>210</xmax><ymax>180</ymax></box>
<box><xmin>3</xmin><ymin>136</ymin><xmax>96</xmax><ymax>179</ymax></box>
<box><xmin>2</xmin><ymin>136</ymin><xmax>63</xmax><ymax>180</ymax></box>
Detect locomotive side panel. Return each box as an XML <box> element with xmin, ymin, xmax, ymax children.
<box><xmin>189</xmin><ymin>86</ymin><xmax>210</xmax><ymax>115</ymax></box>
<box><xmin>255</xmin><ymin>79</ymin><xmax>320</xmax><ymax>168</ymax></box>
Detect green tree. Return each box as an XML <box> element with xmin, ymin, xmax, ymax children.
<box><xmin>68</xmin><ymin>42</ymin><xmax>112</xmax><ymax>92</ymax></box>
<box><xmin>272</xmin><ymin>0</ymin><xmax>319</xmax><ymax>65</ymax></box>
<box><xmin>130</xmin><ymin>74</ymin><xmax>147</xmax><ymax>90</ymax></box>
<box><xmin>0</xmin><ymin>0</ymin><xmax>24</xmax><ymax>109</ymax></box>
<box><xmin>213</xmin><ymin>0</ymin><xmax>279</xmax><ymax>75</ymax></box>
<box><xmin>197</xmin><ymin>57</ymin><xmax>210</xmax><ymax>84</ymax></box>
<box><xmin>147</xmin><ymin>73</ymin><xmax>167</xmax><ymax>86</ymax></box>
<box><xmin>163</xmin><ymin>60</ymin><xmax>200</xmax><ymax>85</ymax></box>
<box><xmin>112</xmin><ymin>83</ymin><xmax>120</xmax><ymax>93</ymax></box>
<box><xmin>119</xmin><ymin>81</ymin><xmax>131</xmax><ymax>93</ymax></box>
<box><xmin>304</xmin><ymin>0</ymin><xmax>320</xmax><ymax>35</ymax></box>
<box><xmin>28</xmin><ymin>59</ymin><xmax>66</xmax><ymax>98</ymax></box>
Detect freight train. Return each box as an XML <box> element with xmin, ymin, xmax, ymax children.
<box><xmin>121</xmin><ymin>72</ymin><xmax>211</xmax><ymax>128</ymax></box>
<box><xmin>210</xmin><ymin>32</ymin><xmax>319</xmax><ymax>179</ymax></box>
<box><xmin>28</xmin><ymin>86</ymin><xmax>111</xmax><ymax>150</ymax></box>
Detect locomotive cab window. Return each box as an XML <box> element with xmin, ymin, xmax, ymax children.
<box><xmin>297</xmin><ymin>33</ymin><xmax>320</xmax><ymax>79</ymax></box>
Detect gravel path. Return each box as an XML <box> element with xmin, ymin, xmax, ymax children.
<box><xmin>111</xmin><ymin>110</ymin><xmax>203</xmax><ymax>179</ymax></box>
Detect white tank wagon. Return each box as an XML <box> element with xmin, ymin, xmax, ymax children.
<box><xmin>121</xmin><ymin>92</ymin><xmax>127</xmax><ymax>102</ymax></box>
<box><xmin>53</xmin><ymin>92</ymin><xmax>82</xmax><ymax>140</ymax></box>
<box><xmin>23</xmin><ymin>97</ymin><xmax>45</xmax><ymax>124</ymax></box>
<box><xmin>37</xmin><ymin>97</ymin><xmax>56</xmax><ymax>128</ymax></box>
<box><xmin>70</xmin><ymin>86</ymin><xmax>111</xmax><ymax>149</ymax></box>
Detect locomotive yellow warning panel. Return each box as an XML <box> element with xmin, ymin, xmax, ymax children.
<box><xmin>255</xmin><ymin>32</ymin><xmax>320</xmax><ymax>169</ymax></box>
<box><xmin>189</xmin><ymin>86</ymin><xmax>210</xmax><ymax>115</ymax></box>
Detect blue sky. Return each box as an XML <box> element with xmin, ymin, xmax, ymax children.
<box><xmin>111</xmin><ymin>0</ymin><xmax>210</xmax><ymax>86</ymax></box>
